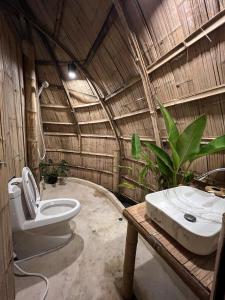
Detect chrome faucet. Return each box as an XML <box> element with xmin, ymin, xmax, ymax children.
<box><xmin>197</xmin><ymin>168</ymin><xmax>225</xmax><ymax>181</ymax></box>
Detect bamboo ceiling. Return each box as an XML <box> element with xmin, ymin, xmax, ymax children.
<box><xmin>3</xmin><ymin>0</ymin><xmax>225</xmax><ymax>202</ymax></box>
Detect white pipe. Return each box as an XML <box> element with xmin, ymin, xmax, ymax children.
<box><xmin>37</xmin><ymin>82</ymin><xmax>49</xmax><ymax>160</ymax></box>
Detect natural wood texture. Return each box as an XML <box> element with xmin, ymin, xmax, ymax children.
<box><xmin>122</xmin><ymin>222</ymin><xmax>138</xmax><ymax>299</ymax></box>
<box><xmin>39</xmin><ymin>33</ymin><xmax>81</xmax><ymax>148</ymax></box>
<box><xmin>84</xmin><ymin>5</ymin><xmax>117</xmax><ymax>66</ymax></box>
<box><xmin>113</xmin><ymin>0</ymin><xmax>161</xmax><ymax>147</ymax></box>
<box><xmin>113</xmin><ymin>149</ymin><xmax>120</xmax><ymax>192</ymax></box>
<box><xmin>0</xmin><ymin>13</ymin><xmax>26</xmax><ymax>300</ymax></box>
<box><xmin>22</xmin><ymin>40</ymin><xmax>40</xmax><ymax>183</ymax></box>
<box><xmin>123</xmin><ymin>203</ymin><xmax>216</xmax><ymax>300</ymax></box>
<box><xmin>146</xmin><ymin>9</ymin><xmax>225</xmax><ymax>75</ymax></box>
<box><xmin>3</xmin><ymin>0</ymin><xmax>225</xmax><ymax>201</ymax></box>
<box><xmin>210</xmin><ymin>214</ymin><xmax>225</xmax><ymax>300</ymax></box>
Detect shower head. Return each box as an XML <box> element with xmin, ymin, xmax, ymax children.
<box><xmin>41</xmin><ymin>81</ymin><xmax>49</xmax><ymax>88</ymax></box>
<box><xmin>38</xmin><ymin>81</ymin><xmax>49</xmax><ymax>97</ymax></box>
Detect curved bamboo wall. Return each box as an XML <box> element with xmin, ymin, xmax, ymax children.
<box><xmin>0</xmin><ymin>13</ymin><xmax>26</xmax><ymax>299</ymax></box>
<box><xmin>5</xmin><ymin>0</ymin><xmax>225</xmax><ymax>203</ymax></box>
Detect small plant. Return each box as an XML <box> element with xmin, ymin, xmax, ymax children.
<box><xmin>57</xmin><ymin>160</ymin><xmax>70</xmax><ymax>184</ymax></box>
<box><xmin>39</xmin><ymin>159</ymin><xmax>58</xmax><ymax>184</ymax></box>
<box><xmin>122</xmin><ymin>104</ymin><xmax>225</xmax><ymax>190</ymax></box>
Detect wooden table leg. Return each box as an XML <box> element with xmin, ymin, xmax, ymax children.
<box><xmin>122</xmin><ymin>221</ymin><xmax>138</xmax><ymax>299</ymax></box>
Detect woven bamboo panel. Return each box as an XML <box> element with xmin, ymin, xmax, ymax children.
<box><xmin>13</xmin><ymin>0</ymin><xmax>225</xmax><ymax>203</ymax></box>
<box><xmin>0</xmin><ymin>13</ymin><xmax>26</xmax><ymax>300</ymax></box>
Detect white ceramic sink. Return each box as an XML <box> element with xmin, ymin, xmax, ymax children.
<box><xmin>145</xmin><ymin>186</ymin><xmax>225</xmax><ymax>255</ymax></box>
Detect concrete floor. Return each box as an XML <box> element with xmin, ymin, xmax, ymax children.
<box><xmin>15</xmin><ymin>178</ymin><xmax>198</xmax><ymax>300</ymax></box>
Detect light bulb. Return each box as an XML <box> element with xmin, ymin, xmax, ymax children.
<box><xmin>68</xmin><ymin>62</ymin><xmax>76</xmax><ymax>79</ymax></box>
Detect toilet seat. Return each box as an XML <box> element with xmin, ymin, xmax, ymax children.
<box><xmin>22</xmin><ymin>167</ymin><xmax>40</xmax><ymax>219</ymax></box>
<box><xmin>23</xmin><ymin>198</ymin><xmax>81</xmax><ymax>230</ymax></box>
<box><xmin>21</xmin><ymin>167</ymin><xmax>81</xmax><ymax>229</ymax></box>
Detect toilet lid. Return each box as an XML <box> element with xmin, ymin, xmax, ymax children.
<box><xmin>22</xmin><ymin>167</ymin><xmax>40</xmax><ymax>219</ymax></box>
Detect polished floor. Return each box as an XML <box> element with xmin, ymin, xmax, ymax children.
<box><xmin>15</xmin><ymin>178</ymin><xmax>198</xmax><ymax>300</ymax></box>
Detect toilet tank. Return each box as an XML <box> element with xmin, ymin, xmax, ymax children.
<box><xmin>8</xmin><ymin>178</ymin><xmax>28</xmax><ymax>231</ymax></box>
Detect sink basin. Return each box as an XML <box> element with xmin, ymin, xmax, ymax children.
<box><xmin>145</xmin><ymin>186</ymin><xmax>225</xmax><ymax>255</ymax></box>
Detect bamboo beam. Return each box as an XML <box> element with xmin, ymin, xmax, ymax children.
<box><xmin>82</xmin><ymin>151</ymin><xmax>113</xmax><ymax>158</ymax></box>
<box><xmin>162</xmin><ymin>137</ymin><xmax>219</xmax><ymax>144</ymax></box>
<box><xmin>68</xmin><ymin>89</ymin><xmax>98</xmax><ymax>102</ymax></box>
<box><xmin>113</xmin><ymin>108</ymin><xmax>149</xmax><ymax>120</ymax></box>
<box><xmin>81</xmin><ymin>134</ymin><xmax>116</xmax><ymax>139</ymax></box>
<box><xmin>38</xmin><ymin>33</ymin><xmax>82</xmax><ymax>149</ymax></box>
<box><xmin>71</xmin><ymin>165</ymin><xmax>113</xmax><ymax>175</ymax></box>
<box><xmin>1</xmin><ymin>1</ymin><xmax>122</xmax><ymax>156</ymax></box>
<box><xmin>105</xmin><ymin>75</ymin><xmax>141</xmax><ymax>101</ymax></box>
<box><xmin>113</xmin><ymin>0</ymin><xmax>161</xmax><ymax>147</ymax></box>
<box><xmin>78</xmin><ymin>119</ymin><xmax>109</xmax><ymax>125</ymax></box>
<box><xmin>46</xmin><ymin>148</ymin><xmax>113</xmax><ymax>158</ymax></box>
<box><xmin>53</xmin><ymin>0</ymin><xmax>65</xmax><ymax>39</ymax></box>
<box><xmin>41</xmin><ymin>104</ymin><xmax>69</xmax><ymax>109</ymax></box>
<box><xmin>84</xmin><ymin>5</ymin><xmax>117</xmax><ymax>66</ymax></box>
<box><xmin>36</xmin><ymin>59</ymin><xmax>71</xmax><ymax>65</ymax></box>
<box><xmin>22</xmin><ymin>40</ymin><xmax>40</xmax><ymax>183</ymax></box>
<box><xmin>46</xmin><ymin>148</ymin><xmax>79</xmax><ymax>154</ymax></box>
<box><xmin>146</xmin><ymin>9</ymin><xmax>225</xmax><ymax>75</ymax></box>
<box><xmin>123</xmin><ymin>157</ymin><xmax>145</xmax><ymax>165</ymax></box>
<box><xmin>38</xmin><ymin>84</ymin><xmax>98</xmax><ymax>102</ymax></box>
<box><xmin>43</xmin><ymin>121</ymin><xmax>75</xmax><ymax>125</ymax></box>
<box><xmin>113</xmin><ymin>149</ymin><xmax>120</xmax><ymax>192</ymax></box>
<box><xmin>44</xmin><ymin>132</ymin><xmax>77</xmax><ymax>136</ymax></box>
<box><xmin>75</xmin><ymin>102</ymin><xmax>101</xmax><ymax>109</ymax></box>
<box><xmin>157</xmin><ymin>84</ymin><xmax>225</xmax><ymax>109</ymax></box>
<box><xmin>120</xmin><ymin>136</ymin><xmax>155</xmax><ymax>142</ymax></box>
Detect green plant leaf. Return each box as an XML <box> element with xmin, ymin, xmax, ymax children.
<box><xmin>131</xmin><ymin>133</ymin><xmax>142</xmax><ymax>159</ymax></box>
<box><xmin>183</xmin><ymin>171</ymin><xmax>194</xmax><ymax>184</ymax></box>
<box><xmin>190</xmin><ymin>135</ymin><xmax>225</xmax><ymax>160</ymax></box>
<box><xmin>156</xmin><ymin>157</ymin><xmax>172</xmax><ymax>177</ymax></box>
<box><xmin>159</xmin><ymin>104</ymin><xmax>179</xmax><ymax>146</ymax></box>
<box><xmin>139</xmin><ymin>164</ymin><xmax>150</xmax><ymax>184</ymax></box>
<box><xmin>176</xmin><ymin>115</ymin><xmax>207</xmax><ymax>167</ymax></box>
<box><xmin>144</xmin><ymin>142</ymin><xmax>174</xmax><ymax>171</ymax></box>
<box><xmin>170</xmin><ymin>142</ymin><xmax>180</xmax><ymax>170</ymax></box>
<box><xmin>119</xmin><ymin>181</ymin><xmax>136</xmax><ymax>189</ymax></box>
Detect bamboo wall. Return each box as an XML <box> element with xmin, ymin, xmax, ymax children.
<box><xmin>20</xmin><ymin>0</ymin><xmax>225</xmax><ymax>203</ymax></box>
<box><xmin>0</xmin><ymin>13</ymin><xmax>26</xmax><ymax>299</ymax></box>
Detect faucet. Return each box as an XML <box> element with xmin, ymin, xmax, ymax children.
<box><xmin>197</xmin><ymin>168</ymin><xmax>225</xmax><ymax>181</ymax></box>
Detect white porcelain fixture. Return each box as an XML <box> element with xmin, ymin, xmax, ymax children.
<box><xmin>8</xmin><ymin>167</ymin><xmax>81</xmax><ymax>258</ymax></box>
<box><xmin>145</xmin><ymin>186</ymin><xmax>225</xmax><ymax>255</ymax></box>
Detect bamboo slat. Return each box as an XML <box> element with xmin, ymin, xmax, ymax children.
<box><xmin>0</xmin><ymin>13</ymin><xmax>26</xmax><ymax>299</ymax></box>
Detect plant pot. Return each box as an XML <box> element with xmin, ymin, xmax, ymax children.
<box><xmin>45</xmin><ymin>174</ymin><xmax>58</xmax><ymax>184</ymax></box>
<box><xmin>58</xmin><ymin>177</ymin><xmax>66</xmax><ymax>185</ymax></box>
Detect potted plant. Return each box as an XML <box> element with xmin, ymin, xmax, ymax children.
<box><xmin>57</xmin><ymin>160</ymin><xmax>70</xmax><ymax>185</ymax></box>
<box><xmin>121</xmin><ymin>104</ymin><xmax>225</xmax><ymax>191</ymax></box>
<box><xmin>39</xmin><ymin>159</ymin><xmax>58</xmax><ymax>184</ymax></box>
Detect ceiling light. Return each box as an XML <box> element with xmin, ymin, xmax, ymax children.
<box><xmin>68</xmin><ymin>62</ymin><xmax>76</xmax><ymax>79</ymax></box>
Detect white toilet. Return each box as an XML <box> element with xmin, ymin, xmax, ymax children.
<box><xmin>8</xmin><ymin>167</ymin><xmax>81</xmax><ymax>258</ymax></box>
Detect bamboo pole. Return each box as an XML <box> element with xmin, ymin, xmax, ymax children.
<box><xmin>113</xmin><ymin>0</ymin><xmax>161</xmax><ymax>146</ymax></box>
<box><xmin>38</xmin><ymin>32</ymin><xmax>82</xmax><ymax>150</ymax></box>
<box><xmin>122</xmin><ymin>222</ymin><xmax>138</xmax><ymax>299</ymax></box>
<box><xmin>113</xmin><ymin>149</ymin><xmax>120</xmax><ymax>192</ymax></box>
<box><xmin>22</xmin><ymin>40</ymin><xmax>40</xmax><ymax>184</ymax></box>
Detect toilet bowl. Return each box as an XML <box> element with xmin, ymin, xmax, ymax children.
<box><xmin>8</xmin><ymin>167</ymin><xmax>81</xmax><ymax>258</ymax></box>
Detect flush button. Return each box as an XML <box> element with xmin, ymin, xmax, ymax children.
<box><xmin>184</xmin><ymin>213</ymin><xmax>196</xmax><ymax>222</ymax></box>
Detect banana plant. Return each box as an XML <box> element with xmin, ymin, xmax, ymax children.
<box><xmin>130</xmin><ymin>104</ymin><xmax>225</xmax><ymax>189</ymax></box>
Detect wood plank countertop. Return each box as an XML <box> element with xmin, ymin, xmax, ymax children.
<box><xmin>123</xmin><ymin>202</ymin><xmax>216</xmax><ymax>300</ymax></box>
